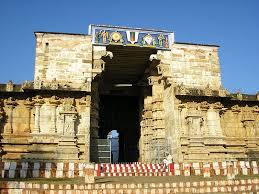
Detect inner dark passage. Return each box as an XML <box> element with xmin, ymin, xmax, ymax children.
<box><xmin>99</xmin><ymin>95</ymin><xmax>140</xmax><ymax>162</ymax></box>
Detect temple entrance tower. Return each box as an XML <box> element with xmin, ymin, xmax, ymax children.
<box><xmin>3</xmin><ymin>24</ymin><xmax>253</xmax><ymax>163</ymax></box>
<box><xmin>89</xmin><ymin>25</ymin><xmax>174</xmax><ymax>163</ymax></box>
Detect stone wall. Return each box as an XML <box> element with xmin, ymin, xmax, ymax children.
<box><xmin>1</xmin><ymin>179</ymin><xmax>259</xmax><ymax>193</ymax></box>
<box><xmin>171</xmin><ymin>86</ymin><xmax>259</xmax><ymax>162</ymax></box>
<box><xmin>159</xmin><ymin>43</ymin><xmax>221</xmax><ymax>90</ymax></box>
<box><xmin>0</xmin><ymin>86</ymin><xmax>91</xmax><ymax>162</ymax></box>
<box><xmin>34</xmin><ymin>32</ymin><xmax>92</xmax><ymax>90</ymax></box>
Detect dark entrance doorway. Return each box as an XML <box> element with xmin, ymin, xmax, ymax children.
<box><xmin>99</xmin><ymin>95</ymin><xmax>140</xmax><ymax>162</ymax></box>
<box><xmin>95</xmin><ymin>45</ymin><xmax>156</xmax><ymax>163</ymax></box>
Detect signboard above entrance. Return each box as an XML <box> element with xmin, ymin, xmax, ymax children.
<box><xmin>89</xmin><ymin>24</ymin><xmax>174</xmax><ymax>50</ymax></box>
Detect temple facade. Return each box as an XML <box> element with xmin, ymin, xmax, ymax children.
<box><xmin>0</xmin><ymin>25</ymin><xmax>258</xmax><ymax>163</ymax></box>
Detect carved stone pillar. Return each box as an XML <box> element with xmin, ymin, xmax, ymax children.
<box><xmin>231</xmin><ymin>105</ymin><xmax>241</xmax><ymax>137</ymax></box>
<box><xmin>148</xmin><ymin>76</ymin><xmax>166</xmax><ymax>162</ymax></box>
<box><xmin>78</xmin><ymin>96</ymin><xmax>91</xmax><ymax>134</ymax></box>
<box><xmin>24</xmin><ymin>98</ymin><xmax>34</xmax><ymax>133</ymax></box>
<box><xmin>206</xmin><ymin>102</ymin><xmax>223</xmax><ymax>136</ymax></box>
<box><xmin>178</xmin><ymin>103</ymin><xmax>187</xmax><ymax>136</ymax></box>
<box><xmin>149</xmin><ymin>77</ymin><xmax>165</xmax><ymax>140</ymax></box>
<box><xmin>90</xmin><ymin>81</ymin><xmax>99</xmax><ymax>139</ymax></box>
<box><xmin>242</xmin><ymin>106</ymin><xmax>257</xmax><ymax>149</ymax></box>
<box><xmin>79</xmin><ymin>96</ymin><xmax>91</xmax><ymax>162</ymax></box>
<box><xmin>200</xmin><ymin>101</ymin><xmax>210</xmax><ymax>136</ymax></box>
<box><xmin>48</xmin><ymin>96</ymin><xmax>60</xmax><ymax>134</ymax></box>
<box><xmin>141</xmin><ymin>95</ymin><xmax>153</xmax><ymax>162</ymax></box>
<box><xmin>59</xmin><ymin>98</ymin><xmax>77</xmax><ymax>136</ymax></box>
<box><xmin>32</xmin><ymin>96</ymin><xmax>44</xmax><ymax>134</ymax></box>
<box><xmin>3</xmin><ymin>97</ymin><xmax>17</xmax><ymax>134</ymax></box>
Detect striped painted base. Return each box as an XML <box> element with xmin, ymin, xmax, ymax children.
<box><xmin>0</xmin><ymin>160</ymin><xmax>258</xmax><ymax>178</ymax></box>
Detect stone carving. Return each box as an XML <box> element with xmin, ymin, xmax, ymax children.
<box><xmin>213</xmin><ymin>102</ymin><xmax>223</xmax><ymax>109</ymax></box>
<box><xmin>104</xmin><ymin>51</ymin><xmax>113</xmax><ymax>59</ymax></box>
<box><xmin>79</xmin><ymin>96</ymin><xmax>91</xmax><ymax>106</ymax></box>
<box><xmin>242</xmin><ymin>120</ymin><xmax>255</xmax><ymax>137</ymax></box>
<box><xmin>32</xmin><ymin>95</ymin><xmax>44</xmax><ymax>133</ymax></box>
<box><xmin>92</xmin><ymin>50</ymin><xmax>113</xmax><ymax>79</ymax></box>
<box><xmin>149</xmin><ymin>54</ymin><xmax>159</xmax><ymax>61</ymax></box>
<box><xmin>157</xmin><ymin>63</ymin><xmax>171</xmax><ymax>75</ymax></box>
<box><xmin>200</xmin><ymin>101</ymin><xmax>210</xmax><ymax>110</ymax></box>
<box><xmin>3</xmin><ymin>97</ymin><xmax>17</xmax><ymax>134</ymax></box>
<box><xmin>59</xmin><ymin>98</ymin><xmax>77</xmax><ymax>136</ymax></box>
<box><xmin>6</xmin><ymin>80</ymin><xmax>14</xmax><ymax>92</ymax></box>
<box><xmin>62</xmin><ymin>98</ymin><xmax>76</xmax><ymax>112</ymax></box>
<box><xmin>49</xmin><ymin>78</ymin><xmax>59</xmax><ymax>90</ymax></box>
<box><xmin>147</xmin><ymin>76</ymin><xmax>157</xmax><ymax>86</ymax></box>
<box><xmin>242</xmin><ymin>105</ymin><xmax>255</xmax><ymax>121</ymax></box>
<box><xmin>21</xmin><ymin>80</ymin><xmax>34</xmax><ymax>90</ymax></box>
<box><xmin>185</xmin><ymin>102</ymin><xmax>203</xmax><ymax>136</ymax></box>
<box><xmin>34</xmin><ymin>76</ymin><xmax>42</xmax><ymax>89</ymax></box>
<box><xmin>204</xmin><ymin>84</ymin><xmax>213</xmax><ymax>96</ymax></box>
<box><xmin>176</xmin><ymin>83</ymin><xmax>187</xmax><ymax>95</ymax></box>
<box><xmin>81</xmin><ymin>79</ymin><xmax>91</xmax><ymax>92</ymax></box>
<box><xmin>186</xmin><ymin>115</ymin><xmax>203</xmax><ymax>136</ymax></box>
<box><xmin>231</xmin><ymin>105</ymin><xmax>241</xmax><ymax>113</ymax></box>
<box><xmin>24</xmin><ymin>97</ymin><xmax>34</xmax><ymax>133</ymax></box>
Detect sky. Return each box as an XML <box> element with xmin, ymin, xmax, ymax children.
<box><xmin>0</xmin><ymin>0</ymin><xmax>258</xmax><ymax>94</ymax></box>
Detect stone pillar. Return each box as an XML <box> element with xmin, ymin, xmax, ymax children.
<box><xmin>32</xmin><ymin>96</ymin><xmax>44</xmax><ymax>134</ymax></box>
<box><xmin>24</xmin><ymin>98</ymin><xmax>34</xmax><ymax>133</ymax></box>
<box><xmin>242</xmin><ymin>106</ymin><xmax>257</xmax><ymax>148</ymax></box>
<box><xmin>90</xmin><ymin>81</ymin><xmax>99</xmax><ymax>138</ymax></box>
<box><xmin>141</xmin><ymin>95</ymin><xmax>153</xmax><ymax>162</ymax></box>
<box><xmin>178</xmin><ymin>103</ymin><xmax>187</xmax><ymax>136</ymax></box>
<box><xmin>206</xmin><ymin>102</ymin><xmax>223</xmax><ymax>136</ymax></box>
<box><xmin>200</xmin><ymin>101</ymin><xmax>210</xmax><ymax>136</ymax></box>
<box><xmin>231</xmin><ymin>105</ymin><xmax>241</xmax><ymax>137</ymax></box>
<box><xmin>3</xmin><ymin>97</ymin><xmax>17</xmax><ymax>134</ymax></box>
<box><xmin>48</xmin><ymin>96</ymin><xmax>60</xmax><ymax>134</ymax></box>
<box><xmin>79</xmin><ymin>96</ymin><xmax>91</xmax><ymax>162</ymax></box>
<box><xmin>148</xmin><ymin>76</ymin><xmax>166</xmax><ymax>162</ymax></box>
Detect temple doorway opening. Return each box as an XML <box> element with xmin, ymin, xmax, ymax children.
<box><xmin>100</xmin><ymin>95</ymin><xmax>140</xmax><ymax>162</ymax></box>
<box><xmin>97</xmin><ymin>45</ymin><xmax>156</xmax><ymax>163</ymax></box>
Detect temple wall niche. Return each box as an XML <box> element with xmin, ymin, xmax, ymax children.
<box><xmin>169</xmin><ymin>44</ymin><xmax>221</xmax><ymax>90</ymax></box>
<box><xmin>34</xmin><ymin>33</ymin><xmax>93</xmax><ymax>90</ymax></box>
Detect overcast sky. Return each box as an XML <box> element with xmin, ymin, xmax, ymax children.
<box><xmin>0</xmin><ymin>0</ymin><xmax>258</xmax><ymax>94</ymax></box>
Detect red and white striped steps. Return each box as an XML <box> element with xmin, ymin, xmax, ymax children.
<box><xmin>95</xmin><ymin>161</ymin><xmax>259</xmax><ymax>177</ymax></box>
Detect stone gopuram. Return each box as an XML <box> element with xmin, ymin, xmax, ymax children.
<box><xmin>0</xmin><ymin>25</ymin><xmax>258</xmax><ymax>163</ymax></box>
